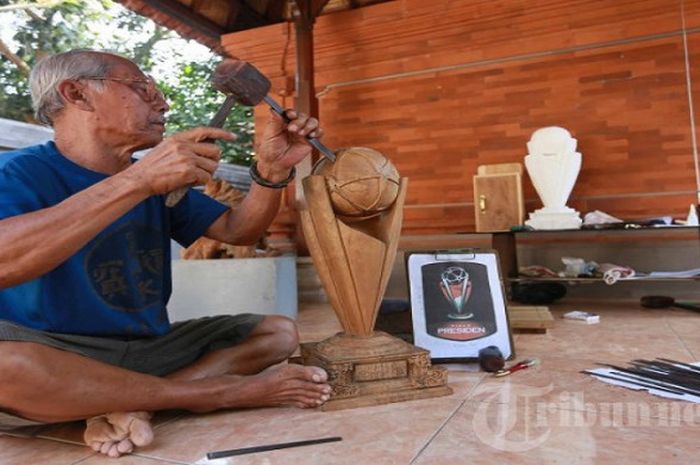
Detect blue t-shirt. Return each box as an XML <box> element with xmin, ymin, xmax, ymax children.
<box><xmin>0</xmin><ymin>142</ymin><xmax>229</xmax><ymax>337</ymax></box>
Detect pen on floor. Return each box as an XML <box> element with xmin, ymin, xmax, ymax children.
<box><xmin>494</xmin><ymin>358</ymin><xmax>540</xmax><ymax>377</ymax></box>
<box><xmin>206</xmin><ymin>436</ymin><xmax>343</xmax><ymax>460</ymax></box>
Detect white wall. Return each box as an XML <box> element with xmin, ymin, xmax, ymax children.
<box><xmin>168</xmin><ymin>257</ymin><xmax>298</xmax><ymax>321</ymax></box>
<box><xmin>0</xmin><ymin>118</ymin><xmax>53</xmax><ymax>151</ymax></box>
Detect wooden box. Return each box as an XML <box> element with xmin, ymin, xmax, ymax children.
<box><xmin>473</xmin><ymin>163</ymin><xmax>525</xmax><ymax>232</ymax></box>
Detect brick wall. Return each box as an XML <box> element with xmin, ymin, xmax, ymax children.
<box><xmin>221</xmin><ymin>0</ymin><xmax>700</xmax><ymax>238</ymax></box>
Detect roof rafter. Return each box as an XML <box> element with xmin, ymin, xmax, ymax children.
<box><xmin>137</xmin><ymin>0</ymin><xmax>225</xmax><ymax>39</ymax></box>
<box><xmin>116</xmin><ymin>0</ymin><xmax>395</xmax><ymax>50</ymax></box>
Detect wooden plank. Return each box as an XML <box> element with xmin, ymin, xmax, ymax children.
<box><xmin>507</xmin><ymin>305</ymin><xmax>554</xmax><ymax>333</ymax></box>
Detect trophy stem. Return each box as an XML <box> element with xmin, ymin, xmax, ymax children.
<box><xmin>300</xmin><ymin>176</ymin><xmax>406</xmax><ymax>336</ymax></box>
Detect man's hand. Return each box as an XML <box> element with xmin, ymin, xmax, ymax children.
<box><xmin>255</xmin><ymin>109</ymin><xmax>324</xmax><ymax>182</ymax></box>
<box><xmin>122</xmin><ymin>127</ymin><xmax>237</xmax><ymax>196</ymax></box>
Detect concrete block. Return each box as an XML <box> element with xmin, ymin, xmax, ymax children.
<box><xmin>168</xmin><ymin>256</ymin><xmax>298</xmax><ymax>322</ymax></box>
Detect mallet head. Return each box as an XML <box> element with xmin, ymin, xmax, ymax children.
<box><xmin>210</xmin><ymin>58</ymin><xmax>337</xmax><ymax>162</ymax></box>
<box><xmin>212</xmin><ymin>59</ymin><xmax>271</xmax><ymax>107</ymax></box>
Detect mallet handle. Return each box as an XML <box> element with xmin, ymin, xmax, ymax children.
<box><xmin>164</xmin><ymin>95</ymin><xmax>238</xmax><ymax>207</ymax></box>
<box><xmin>263</xmin><ymin>96</ymin><xmax>336</xmax><ymax>162</ymax></box>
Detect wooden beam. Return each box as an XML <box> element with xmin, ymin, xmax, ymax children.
<box><xmin>264</xmin><ymin>0</ymin><xmax>288</xmax><ymax>22</ymax></box>
<box><xmin>352</xmin><ymin>0</ymin><xmax>388</xmax><ymax>5</ymax></box>
<box><xmin>139</xmin><ymin>0</ymin><xmax>225</xmax><ymax>40</ymax></box>
<box><xmin>223</xmin><ymin>0</ymin><xmax>242</xmax><ymax>30</ymax></box>
<box><xmin>289</xmin><ymin>0</ymin><xmax>330</xmax><ymax>21</ymax></box>
<box><xmin>245</xmin><ymin>0</ymin><xmax>296</xmax><ymax>22</ymax></box>
<box><xmin>310</xmin><ymin>0</ymin><xmax>332</xmax><ymax>18</ymax></box>
<box><xmin>246</xmin><ymin>0</ymin><xmax>272</xmax><ymax>15</ymax></box>
<box><xmin>226</xmin><ymin>0</ymin><xmax>281</xmax><ymax>32</ymax></box>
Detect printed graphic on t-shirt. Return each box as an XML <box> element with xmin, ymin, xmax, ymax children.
<box><xmin>85</xmin><ymin>222</ymin><xmax>164</xmax><ymax>312</ymax></box>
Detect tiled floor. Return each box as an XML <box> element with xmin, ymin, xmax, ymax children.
<box><xmin>2</xmin><ymin>300</ymin><xmax>700</xmax><ymax>465</ymax></box>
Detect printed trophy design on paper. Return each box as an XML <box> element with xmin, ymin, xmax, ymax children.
<box><xmin>439</xmin><ymin>266</ymin><xmax>474</xmax><ymax>320</ymax></box>
<box><xmin>524</xmin><ymin>126</ymin><xmax>583</xmax><ymax>230</ymax></box>
<box><xmin>421</xmin><ymin>262</ymin><xmax>497</xmax><ymax>342</ymax></box>
<box><xmin>298</xmin><ymin>147</ymin><xmax>452</xmax><ymax>411</ymax></box>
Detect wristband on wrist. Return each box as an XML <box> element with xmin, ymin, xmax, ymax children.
<box><xmin>249</xmin><ymin>161</ymin><xmax>296</xmax><ymax>188</ymax></box>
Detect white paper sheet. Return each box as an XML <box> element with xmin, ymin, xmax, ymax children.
<box><xmin>647</xmin><ymin>267</ymin><xmax>700</xmax><ymax>278</ymax></box>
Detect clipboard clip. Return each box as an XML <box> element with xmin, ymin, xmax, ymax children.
<box><xmin>433</xmin><ymin>248</ymin><xmax>477</xmax><ymax>261</ymax></box>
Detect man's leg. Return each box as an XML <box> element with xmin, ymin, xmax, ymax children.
<box><xmin>82</xmin><ymin>315</ymin><xmax>329</xmax><ymax>457</ymax></box>
<box><xmin>0</xmin><ymin>317</ymin><xmax>329</xmax><ymax>457</ymax></box>
<box><xmin>0</xmin><ymin>340</ymin><xmax>328</xmax><ymax>420</ymax></box>
<box><xmin>166</xmin><ymin>315</ymin><xmax>300</xmax><ymax>381</ymax></box>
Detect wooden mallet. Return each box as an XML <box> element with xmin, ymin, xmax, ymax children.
<box><xmin>211</xmin><ymin>59</ymin><xmax>336</xmax><ymax>161</ymax></box>
<box><xmin>165</xmin><ymin>59</ymin><xmax>335</xmax><ymax>207</ymax></box>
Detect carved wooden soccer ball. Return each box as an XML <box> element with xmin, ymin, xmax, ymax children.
<box><xmin>313</xmin><ymin>147</ymin><xmax>400</xmax><ymax>219</ymax></box>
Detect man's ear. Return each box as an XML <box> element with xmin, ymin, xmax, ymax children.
<box><xmin>56</xmin><ymin>80</ymin><xmax>95</xmax><ymax>111</ymax></box>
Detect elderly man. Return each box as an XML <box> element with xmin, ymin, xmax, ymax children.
<box><xmin>0</xmin><ymin>49</ymin><xmax>330</xmax><ymax>457</ymax></box>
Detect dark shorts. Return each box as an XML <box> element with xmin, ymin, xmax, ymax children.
<box><xmin>0</xmin><ymin>314</ymin><xmax>265</xmax><ymax>430</ymax></box>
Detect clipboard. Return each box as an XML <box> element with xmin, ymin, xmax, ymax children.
<box><xmin>406</xmin><ymin>249</ymin><xmax>515</xmax><ymax>362</ymax></box>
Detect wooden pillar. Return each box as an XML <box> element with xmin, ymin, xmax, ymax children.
<box><xmin>290</xmin><ymin>0</ymin><xmax>326</xmax><ymax>253</ymax></box>
<box><xmin>293</xmin><ymin>0</ymin><xmax>321</xmax><ymax>206</ymax></box>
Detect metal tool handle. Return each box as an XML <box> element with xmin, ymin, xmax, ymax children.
<box><xmin>262</xmin><ymin>96</ymin><xmax>336</xmax><ymax>161</ymax></box>
<box><xmin>164</xmin><ymin>95</ymin><xmax>238</xmax><ymax>207</ymax></box>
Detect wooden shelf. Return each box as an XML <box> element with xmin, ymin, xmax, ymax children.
<box><xmin>487</xmin><ymin>227</ymin><xmax>700</xmax><ymax>292</ymax></box>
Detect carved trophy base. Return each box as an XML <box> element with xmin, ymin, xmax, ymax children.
<box><xmin>525</xmin><ymin>206</ymin><xmax>582</xmax><ymax>230</ymax></box>
<box><xmin>298</xmin><ymin>331</ymin><xmax>452</xmax><ymax>411</ymax></box>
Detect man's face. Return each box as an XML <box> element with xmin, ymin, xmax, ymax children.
<box><xmin>88</xmin><ymin>57</ymin><xmax>169</xmax><ymax>151</ymax></box>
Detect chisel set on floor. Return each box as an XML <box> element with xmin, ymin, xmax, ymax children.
<box><xmin>583</xmin><ymin>358</ymin><xmax>700</xmax><ymax>397</ymax></box>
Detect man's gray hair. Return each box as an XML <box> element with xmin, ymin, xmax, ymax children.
<box><xmin>30</xmin><ymin>50</ymin><xmax>116</xmax><ymax>126</ymax></box>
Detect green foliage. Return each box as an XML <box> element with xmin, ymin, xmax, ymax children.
<box><xmin>0</xmin><ymin>0</ymin><xmax>112</xmax><ymax>121</ymax></box>
<box><xmin>0</xmin><ymin>61</ymin><xmax>31</xmax><ymax>122</ymax></box>
<box><xmin>0</xmin><ymin>0</ymin><xmax>254</xmax><ymax>165</ymax></box>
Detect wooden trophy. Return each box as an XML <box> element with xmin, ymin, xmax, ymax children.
<box><xmin>299</xmin><ymin>147</ymin><xmax>452</xmax><ymax>411</ymax></box>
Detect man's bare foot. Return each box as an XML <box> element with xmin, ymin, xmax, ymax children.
<box><xmin>203</xmin><ymin>364</ymin><xmax>331</xmax><ymax>411</ymax></box>
<box><xmin>82</xmin><ymin>364</ymin><xmax>329</xmax><ymax>455</ymax></box>
<box><xmin>84</xmin><ymin>411</ymin><xmax>154</xmax><ymax>458</ymax></box>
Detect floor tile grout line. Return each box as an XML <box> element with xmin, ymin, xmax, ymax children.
<box><xmin>70</xmin><ymin>455</ymin><xmax>98</xmax><ymax>465</ymax></box>
<box><xmin>27</xmin><ymin>436</ymin><xmax>96</xmax><ymax>465</ymax></box>
<box><xmin>408</xmin><ymin>386</ymin><xmax>692</xmax><ymax>465</ymax></box>
<box><xmin>407</xmin><ymin>397</ymin><xmax>469</xmax><ymax>465</ymax></box>
<box><xmin>663</xmin><ymin>317</ymin><xmax>698</xmax><ymax>360</ymax></box>
<box><xmin>130</xmin><ymin>453</ymin><xmax>190</xmax><ymax>465</ymax></box>
<box><xmin>34</xmin><ymin>435</ymin><xmax>86</xmax><ymax>447</ymax></box>
<box><xmin>35</xmin><ymin>433</ymin><xmax>190</xmax><ymax>465</ymax></box>
<box><xmin>67</xmin><ymin>451</ymin><xmax>190</xmax><ymax>465</ymax></box>
<box><xmin>407</xmin><ymin>374</ymin><xmax>488</xmax><ymax>465</ymax></box>
<box><xmin>404</xmin><ymin>383</ymin><xmax>697</xmax><ymax>465</ymax></box>
<box><xmin>153</xmin><ymin>412</ymin><xmax>190</xmax><ymax>430</ymax></box>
